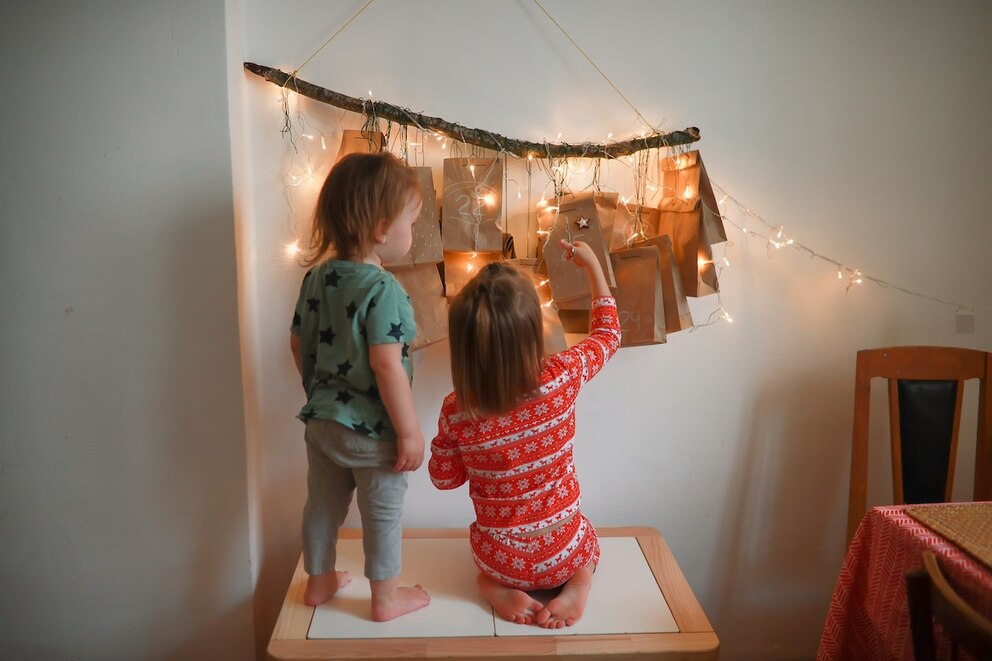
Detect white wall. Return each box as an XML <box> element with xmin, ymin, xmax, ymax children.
<box><xmin>0</xmin><ymin>2</ymin><xmax>254</xmax><ymax>660</ymax></box>
<box><xmin>237</xmin><ymin>1</ymin><xmax>992</xmax><ymax>658</ymax></box>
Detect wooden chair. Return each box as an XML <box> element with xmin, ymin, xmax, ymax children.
<box><xmin>905</xmin><ymin>550</ymin><xmax>992</xmax><ymax>660</ymax></box>
<box><xmin>847</xmin><ymin>347</ymin><xmax>991</xmax><ymax>544</ymax></box>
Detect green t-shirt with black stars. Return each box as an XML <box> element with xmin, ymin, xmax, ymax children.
<box><xmin>290</xmin><ymin>260</ymin><xmax>416</xmax><ymax>441</ymax></box>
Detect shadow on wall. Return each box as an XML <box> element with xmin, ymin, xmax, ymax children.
<box><xmin>709</xmin><ymin>368</ymin><xmax>854</xmax><ymax>660</ymax></box>
<box><xmin>154</xmin><ymin>201</ymin><xmax>255</xmax><ymax>661</ymax></box>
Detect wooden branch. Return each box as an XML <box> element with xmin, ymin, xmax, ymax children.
<box><xmin>244</xmin><ymin>62</ymin><xmax>700</xmax><ymax>159</ymax></box>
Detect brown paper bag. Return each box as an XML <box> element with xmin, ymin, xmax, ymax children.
<box><xmin>656</xmin><ymin>209</ymin><xmax>719</xmax><ymax>297</ymax></box>
<box><xmin>441</xmin><ymin>158</ymin><xmax>503</xmax><ymax>251</ymax></box>
<box><xmin>505</xmin><ymin>258</ymin><xmax>567</xmax><ymax>355</ymax></box>
<box><xmin>335</xmin><ymin>129</ymin><xmax>385</xmax><ymax>162</ymax></box>
<box><xmin>610</xmin><ymin>204</ymin><xmax>660</xmax><ymax>251</ymax></box>
<box><xmin>384</xmin><ymin>167</ymin><xmax>443</xmax><ymax>268</ymax></box>
<box><xmin>660</xmin><ymin>150</ymin><xmax>726</xmax><ymax>244</ymax></box>
<box><xmin>386</xmin><ymin>263</ymin><xmax>448</xmax><ymax>352</ymax></box>
<box><xmin>609</xmin><ymin>247</ymin><xmax>666</xmax><ymax>346</ymax></box>
<box><xmin>628</xmin><ymin>235</ymin><xmax>693</xmax><ymax>333</ymax></box>
<box><xmin>542</xmin><ymin>194</ymin><xmax>616</xmax><ymax>304</ymax></box>
<box><xmin>442</xmin><ymin>250</ymin><xmax>503</xmax><ymax>298</ymax></box>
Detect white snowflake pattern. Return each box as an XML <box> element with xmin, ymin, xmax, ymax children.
<box><xmin>485</xmin><ymin>506</ymin><xmax>497</xmax><ymax>516</ymax></box>
<box><xmin>515</xmin><ymin>505</ymin><xmax>528</xmax><ymax>516</ymax></box>
<box><xmin>497</xmin><ymin>416</ymin><xmax>513</xmax><ymax>428</ymax></box>
<box><xmin>530</xmin><ymin>500</ymin><xmax>542</xmax><ymax>511</ymax></box>
<box><xmin>566</xmin><ymin>386</ymin><xmax>576</xmax><ymax>397</ymax></box>
<box><xmin>499</xmin><ymin>507</ymin><xmax>512</xmax><ymax>516</ymax></box>
<box><xmin>557</xmin><ymin>428</ymin><xmax>569</xmax><ymax>439</ymax></box>
<box><xmin>479</xmin><ymin>421</ymin><xmax>493</xmax><ymax>433</ymax></box>
<box><xmin>440</xmin><ymin>460</ymin><xmax>452</xmax><ymax>471</ymax></box>
<box><xmin>524</xmin><ymin>442</ymin><xmax>537</xmax><ymax>453</ymax></box>
<box><xmin>541</xmin><ymin>436</ymin><xmax>555</xmax><ymax>448</ymax></box>
<box><xmin>482</xmin><ymin>542</ymin><xmax>493</xmax><ymax>553</ymax></box>
<box><xmin>507</xmin><ymin>448</ymin><xmax>520</xmax><ymax>460</ymax></box>
<box><xmin>483</xmin><ymin>484</ymin><xmax>497</xmax><ymax>496</ymax></box>
<box><xmin>500</xmin><ymin>483</ymin><xmax>512</xmax><ymax>494</ymax></box>
<box><xmin>534</xmin><ymin>403</ymin><xmax>548</xmax><ymax>416</ymax></box>
<box><xmin>495</xmin><ymin>550</ymin><xmax>508</xmax><ymax>562</ymax></box>
<box><xmin>512</xmin><ymin>558</ymin><xmax>526</xmax><ymax>570</ymax></box>
<box><xmin>516</xmin><ymin>409</ymin><xmax>531</xmax><ymax>421</ymax></box>
<box><xmin>553</xmin><ymin>395</ymin><xmax>564</xmax><ymax>407</ymax></box>
<box><xmin>518</xmin><ymin>477</ymin><xmax>530</xmax><ymax>489</ymax></box>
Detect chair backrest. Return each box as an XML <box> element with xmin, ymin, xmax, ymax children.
<box><xmin>905</xmin><ymin>550</ymin><xmax>992</xmax><ymax>661</ymax></box>
<box><xmin>847</xmin><ymin>346</ymin><xmax>991</xmax><ymax>544</ymax></box>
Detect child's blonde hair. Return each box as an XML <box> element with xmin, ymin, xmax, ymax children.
<box><xmin>304</xmin><ymin>152</ymin><xmax>421</xmax><ymax>266</ymax></box>
<box><xmin>448</xmin><ymin>263</ymin><xmax>544</xmax><ymax>417</ymax></box>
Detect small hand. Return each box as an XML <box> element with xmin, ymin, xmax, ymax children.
<box><xmin>560</xmin><ymin>239</ymin><xmax>597</xmax><ymax>270</ymax></box>
<box><xmin>393</xmin><ymin>433</ymin><xmax>425</xmax><ymax>472</ymax></box>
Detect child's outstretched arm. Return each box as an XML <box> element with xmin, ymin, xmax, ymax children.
<box><xmin>557</xmin><ymin>239</ymin><xmax>622</xmax><ymax>384</ymax></box>
<box><xmin>428</xmin><ymin>397</ymin><xmax>467</xmax><ymax>490</ymax></box>
<box><xmin>369</xmin><ymin>343</ymin><xmax>425</xmax><ymax>472</ymax></box>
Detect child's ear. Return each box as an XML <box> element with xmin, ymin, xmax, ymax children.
<box><xmin>374</xmin><ymin>220</ymin><xmax>389</xmax><ymax>244</ymax></box>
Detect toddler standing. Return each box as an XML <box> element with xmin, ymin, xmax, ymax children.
<box><xmin>290</xmin><ymin>152</ymin><xmax>430</xmax><ymax>621</ymax></box>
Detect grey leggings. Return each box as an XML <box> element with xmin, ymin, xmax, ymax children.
<box><xmin>302</xmin><ymin>418</ymin><xmax>408</xmax><ymax>581</ymax></box>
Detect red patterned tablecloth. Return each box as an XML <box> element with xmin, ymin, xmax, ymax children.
<box><xmin>817</xmin><ymin>504</ymin><xmax>992</xmax><ymax>660</ymax></box>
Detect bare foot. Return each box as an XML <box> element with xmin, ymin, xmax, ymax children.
<box><xmin>539</xmin><ymin>563</ymin><xmax>594</xmax><ymax>629</ymax></box>
<box><xmin>303</xmin><ymin>571</ymin><xmax>352</xmax><ymax>606</ymax></box>
<box><xmin>370</xmin><ymin>577</ymin><xmax>431</xmax><ymax>622</ymax></box>
<box><xmin>477</xmin><ymin>573</ymin><xmax>547</xmax><ymax>625</ymax></box>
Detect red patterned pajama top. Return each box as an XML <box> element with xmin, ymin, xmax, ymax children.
<box><xmin>429</xmin><ymin>297</ymin><xmax>621</xmax><ymax>590</ymax></box>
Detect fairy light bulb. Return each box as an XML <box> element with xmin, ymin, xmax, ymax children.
<box><xmin>469</xmin><ymin>164</ymin><xmax>476</xmax><ymax>176</ymax></box>
<box><xmin>722</xmin><ymin>309</ymin><xmax>734</xmax><ymax>323</ymax></box>
<box><xmin>483</xmin><ymin>192</ymin><xmax>496</xmax><ymax>206</ymax></box>
<box><xmin>837</xmin><ymin>269</ymin><xmax>843</xmax><ymax>280</ymax></box>
<box><xmin>698</xmin><ymin>257</ymin><xmax>712</xmax><ymax>268</ymax></box>
<box><xmin>719</xmin><ymin>194</ymin><xmax>728</xmax><ymax>205</ymax></box>
<box><xmin>285</xmin><ymin>240</ymin><xmax>302</xmax><ymax>258</ymax></box>
<box><xmin>320</xmin><ymin>136</ymin><xmax>327</xmax><ymax>150</ymax></box>
<box><xmin>683</xmin><ymin>186</ymin><xmax>693</xmax><ymax>200</ymax></box>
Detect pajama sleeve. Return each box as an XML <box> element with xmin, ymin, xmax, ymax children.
<box><xmin>428</xmin><ymin>400</ymin><xmax>467</xmax><ymax>490</ymax></box>
<box><xmin>556</xmin><ymin>296</ymin><xmax>621</xmax><ymax>386</ymax></box>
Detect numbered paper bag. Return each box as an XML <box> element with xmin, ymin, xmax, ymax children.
<box><xmin>542</xmin><ymin>193</ymin><xmax>616</xmax><ymax>304</ymax></box>
<box><xmin>442</xmin><ymin>250</ymin><xmax>503</xmax><ymax>298</ymax></box>
<box><xmin>506</xmin><ymin>258</ymin><xmax>567</xmax><ymax>356</ymax></box>
<box><xmin>610</xmin><ymin>204</ymin><xmax>660</xmax><ymax>252</ymax></box>
<box><xmin>629</xmin><ymin>235</ymin><xmax>693</xmax><ymax>333</ymax></box>
<box><xmin>609</xmin><ymin>246</ymin><xmax>667</xmax><ymax>347</ymax></box>
<box><xmin>336</xmin><ymin>129</ymin><xmax>385</xmax><ymax>162</ymax></box>
<box><xmin>441</xmin><ymin>158</ymin><xmax>503</xmax><ymax>251</ymax></box>
<box><xmin>656</xmin><ymin>209</ymin><xmax>719</xmax><ymax>298</ymax></box>
<box><xmin>385</xmin><ymin>167</ymin><xmax>443</xmax><ymax>267</ymax></box>
<box><xmin>386</xmin><ymin>263</ymin><xmax>448</xmax><ymax>352</ymax></box>
<box><xmin>660</xmin><ymin>150</ymin><xmax>726</xmax><ymax>244</ymax></box>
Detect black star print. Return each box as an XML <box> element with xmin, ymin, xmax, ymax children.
<box><xmin>346</xmin><ymin>302</ymin><xmax>357</xmax><ymax>318</ymax></box>
<box><xmin>401</xmin><ymin>343</ymin><xmax>410</xmax><ymax>358</ymax></box>
<box><xmin>336</xmin><ymin>391</ymin><xmax>353</xmax><ymax>404</ymax></box>
<box><xmin>306</xmin><ymin>298</ymin><xmax>320</xmax><ymax>312</ymax></box>
<box><xmin>301</xmin><ymin>408</ymin><xmax>316</xmax><ymax>421</ymax></box>
<box><xmin>367</xmin><ymin>384</ymin><xmax>380</xmax><ymax>399</ymax></box>
<box><xmin>387</xmin><ymin>322</ymin><xmax>404</xmax><ymax>341</ymax></box>
<box><xmin>292</xmin><ymin>312</ymin><xmax>301</xmax><ymax>328</ymax></box>
<box><xmin>367</xmin><ymin>296</ymin><xmax>378</xmax><ymax>313</ymax></box>
<box><xmin>315</xmin><ymin>376</ymin><xmax>331</xmax><ymax>387</ymax></box>
<box><xmin>319</xmin><ymin>325</ymin><xmax>335</xmax><ymax>345</ymax></box>
<box><xmin>336</xmin><ymin>360</ymin><xmax>353</xmax><ymax>376</ymax></box>
<box><xmin>353</xmin><ymin>421</ymin><xmax>372</xmax><ymax>435</ymax></box>
<box><xmin>373</xmin><ymin>420</ymin><xmax>386</xmax><ymax>435</ymax></box>
<box><xmin>307</xmin><ymin>352</ymin><xmax>316</xmax><ymax>365</ymax></box>
<box><xmin>303</xmin><ymin>270</ymin><xmax>313</xmax><ymax>281</ymax></box>
<box><xmin>324</xmin><ymin>269</ymin><xmax>341</xmax><ymax>287</ymax></box>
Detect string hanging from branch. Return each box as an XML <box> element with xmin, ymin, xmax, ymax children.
<box><xmin>243</xmin><ymin>62</ymin><xmax>700</xmax><ymax>159</ymax></box>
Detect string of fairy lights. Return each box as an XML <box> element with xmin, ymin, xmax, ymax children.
<box><xmin>267</xmin><ymin>0</ymin><xmax>987</xmax><ymax>333</ymax></box>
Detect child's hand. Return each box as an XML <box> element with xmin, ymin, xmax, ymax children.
<box><xmin>560</xmin><ymin>239</ymin><xmax>597</xmax><ymax>270</ymax></box>
<box><xmin>394</xmin><ymin>432</ymin><xmax>425</xmax><ymax>472</ymax></box>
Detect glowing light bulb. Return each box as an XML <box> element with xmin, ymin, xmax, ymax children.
<box><xmin>722</xmin><ymin>310</ymin><xmax>734</xmax><ymax>323</ymax></box>
<box><xmin>543</xmin><ymin>300</ymin><xmax>554</xmax><ymax>308</ymax></box>
<box><xmin>469</xmin><ymin>164</ymin><xmax>476</xmax><ymax>176</ymax></box>
<box><xmin>441</xmin><ymin>141</ymin><xmax>447</xmax><ymax>150</ymax></box>
<box><xmin>285</xmin><ymin>241</ymin><xmax>302</xmax><ymax>258</ymax></box>
<box><xmin>837</xmin><ymin>269</ymin><xmax>843</xmax><ymax>280</ymax></box>
<box><xmin>466</xmin><ymin>263</ymin><xmax>474</xmax><ymax>273</ymax></box>
<box><xmin>683</xmin><ymin>186</ymin><xmax>693</xmax><ymax>200</ymax></box>
<box><xmin>483</xmin><ymin>193</ymin><xmax>497</xmax><ymax>206</ymax></box>
<box><xmin>556</xmin><ymin>132</ymin><xmax>563</xmax><ymax>141</ymax></box>
<box><xmin>722</xmin><ymin>257</ymin><xmax>731</xmax><ymax>267</ymax></box>
<box><xmin>538</xmin><ymin>279</ymin><xmax>549</xmax><ymax>286</ymax></box>
<box><xmin>528</xmin><ymin>153</ymin><xmax>534</xmax><ymax>161</ymax></box>
<box><xmin>719</xmin><ymin>194</ymin><xmax>728</xmax><ymax>205</ymax></box>
<box><xmin>698</xmin><ymin>257</ymin><xmax>712</xmax><ymax>268</ymax></box>
<box><xmin>676</xmin><ymin>157</ymin><xmax>685</xmax><ymax>169</ymax></box>
<box><xmin>607</xmin><ymin>133</ymin><xmax>613</xmax><ymax>140</ymax></box>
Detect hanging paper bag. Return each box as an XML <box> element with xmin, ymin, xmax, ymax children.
<box><xmin>609</xmin><ymin>246</ymin><xmax>667</xmax><ymax>346</ymax></box>
<box><xmin>542</xmin><ymin>193</ymin><xmax>616</xmax><ymax>304</ymax></box>
<box><xmin>385</xmin><ymin>167</ymin><xmax>443</xmax><ymax>267</ymax></box>
<box><xmin>441</xmin><ymin>158</ymin><xmax>503</xmax><ymax>251</ymax></box>
<box><xmin>629</xmin><ymin>234</ymin><xmax>693</xmax><ymax>333</ymax></box>
<box><xmin>660</xmin><ymin>150</ymin><xmax>726</xmax><ymax>244</ymax></box>
<box><xmin>442</xmin><ymin>250</ymin><xmax>503</xmax><ymax>298</ymax></box>
<box><xmin>610</xmin><ymin>204</ymin><xmax>660</xmax><ymax>252</ymax></box>
<box><xmin>386</xmin><ymin>263</ymin><xmax>448</xmax><ymax>352</ymax></box>
<box><xmin>335</xmin><ymin>129</ymin><xmax>385</xmax><ymax>162</ymax></box>
<box><xmin>506</xmin><ymin>258</ymin><xmax>567</xmax><ymax>355</ymax></box>
<box><xmin>656</xmin><ymin>209</ymin><xmax>719</xmax><ymax>297</ymax></box>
